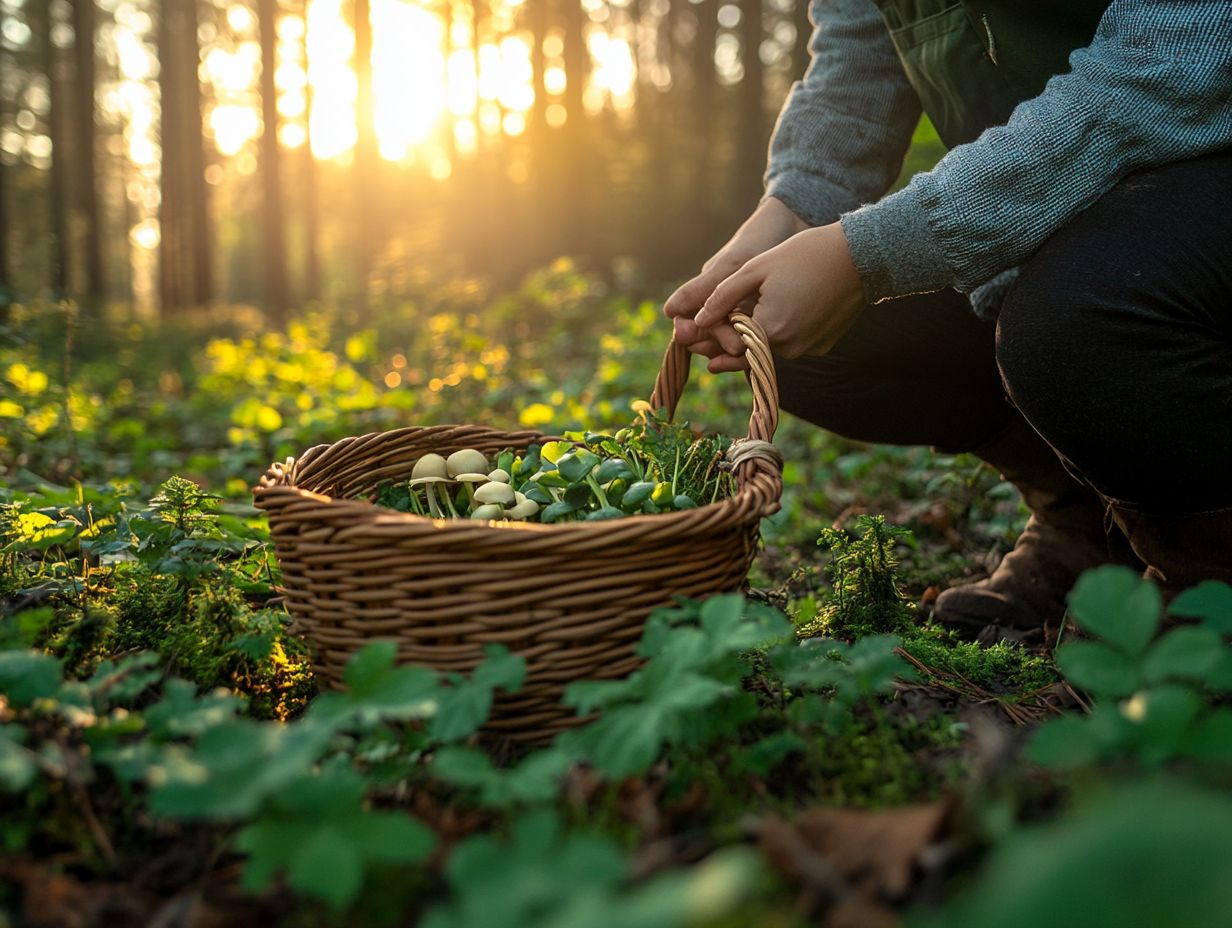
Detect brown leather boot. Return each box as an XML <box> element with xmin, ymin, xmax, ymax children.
<box><xmin>933</xmin><ymin>418</ymin><xmax>1138</xmax><ymax>633</ymax></box>
<box><xmin>1107</xmin><ymin>504</ymin><xmax>1232</xmax><ymax>592</ymax></box>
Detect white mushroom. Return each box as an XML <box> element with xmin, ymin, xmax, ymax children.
<box><xmin>411</xmin><ymin>453</ymin><xmax>449</xmax><ymax>480</ymax></box>
<box><xmin>505</xmin><ymin>499</ymin><xmax>540</xmax><ymax>520</ymax></box>
<box><xmin>473</xmin><ymin>482</ymin><xmax>516</xmax><ymax>507</ymax></box>
<box><xmin>446</xmin><ymin>449</ymin><xmax>489</xmax><ymax>478</ymax></box>
<box><xmin>487</xmin><ymin>468</ymin><xmax>511</xmax><ymax>484</ymax></box>
<box><xmin>470</xmin><ymin>503</ymin><xmax>504</xmax><ymax>521</ymax></box>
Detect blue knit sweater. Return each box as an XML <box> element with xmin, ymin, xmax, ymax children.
<box><xmin>764</xmin><ymin>0</ymin><xmax>1232</xmax><ymax>311</ymax></box>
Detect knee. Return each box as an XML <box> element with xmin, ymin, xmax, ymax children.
<box><xmin>996</xmin><ymin>267</ymin><xmax>1087</xmax><ymax>417</ymax></box>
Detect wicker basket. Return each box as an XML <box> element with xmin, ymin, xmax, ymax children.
<box><xmin>253</xmin><ymin>313</ymin><xmax>782</xmax><ymax>740</ymax></box>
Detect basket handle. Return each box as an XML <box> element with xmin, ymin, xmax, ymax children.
<box><xmin>648</xmin><ymin>312</ymin><xmax>781</xmax><ymax>492</ymax></box>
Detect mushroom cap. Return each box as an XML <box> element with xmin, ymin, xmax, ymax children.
<box><xmin>411</xmin><ymin>453</ymin><xmax>449</xmax><ymax>480</ymax></box>
<box><xmin>447</xmin><ymin>449</ymin><xmax>490</xmax><ymax>477</ymax></box>
<box><xmin>514</xmin><ymin>491</ymin><xmax>527</xmax><ymax>505</ymax></box>
<box><xmin>506</xmin><ymin>499</ymin><xmax>539</xmax><ymax>520</ymax></box>
<box><xmin>474</xmin><ymin>482</ymin><xmax>516</xmax><ymax>506</ymax></box>
<box><xmin>408</xmin><ymin>475</ymin><xmax>452</xmax><ymax>486</ymax></box>
<box><xmin>470</xmin><ymin>503</ymin><xmax>504</xmax><ymax>521</ymax></box>
<box><xmin>453</xmin><ymin>472</ymin><xmax>491</xmax><ymax>484</ymax></box>
<box><xmin>487</xmin><ymin>468</ymin><xmax>511</xmax><ymax>484</ymax></box>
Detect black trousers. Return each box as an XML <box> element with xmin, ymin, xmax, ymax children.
<box><xmin>777</xmin><ymin>153</ymin><xmax>1232</xmax><ymax>512</ymax></box>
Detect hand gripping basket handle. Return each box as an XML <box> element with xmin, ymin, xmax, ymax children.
<box><xmin>648</xmin><ymin>312</ymin><xmax>782</xmax><ymax>504</ymax></box>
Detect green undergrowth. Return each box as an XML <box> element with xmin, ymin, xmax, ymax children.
<box><xmin>4</xmin><ymin>278</ymin><xmax>1232</xmax><ymax>926</ymax></box>
<box><xmin>793</xmin><ymin>514</ymin><xmax>1056</xmax><ymax>695</ymax></box>
<box><xmin>1</xmin><ymin>475</ymin><xmax>316</xmax><ymax>720</ymax></box>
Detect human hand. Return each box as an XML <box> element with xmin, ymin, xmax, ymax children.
<box><xmin>693</xmin><ymin>222</ymin><xmax>866</xmax><ymax>362</ymax></box>
<box><xmin>663</xmin><ymin>197</ymin><xmax>809</xmax><ymax>373</ymax></box>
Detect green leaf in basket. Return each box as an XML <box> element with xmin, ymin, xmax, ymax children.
<box><xmin>522</xmin><ymin>484</ymin><xmax>553</xmax><ymax>505</ymax></box>
<box><xmin>534</xmin><ymin>470</ymin><xmax>570</xmax><ymax>490</ymax></box>
<box><xmin>595</xmin><ymin>458</ymin><xmax>633</xmax><ymax>484</ymax></box>
<box><xmin>563</xmin><ymin>484</ymin><xmax>592</xmax><ymax>509</ymax></box>
<box><xmin>621</xmin><ymin>481</ymin><xmax>656</xmax><ymax>511</ymax></box>
<box><xmin>517</xmin><ymin>445</ymin><xmax>542</xmax><ymax>477</ymax></box>
<box><xmin>556</xmin><ymin>449</ymin><xmax>600</xmax><ymax>483</ymax></box>
<box><xmin>605</xmin><ymin>478</ymin><xmax>628</xmax><ymax>508</ymax></box>
<box><xmin>539</xmin><ymin>501</ymin><xmax>574</xmax><ymax>523</ymax></box>
<box><xmin>673</xmin><ymin>494</ymin><xmax>697</xmax><ymax>510</ymax></box>
<box><xmin>585</xmin><ymin>507</ymin><xmax>624</xmax><ymax>521</ymax></box>
<box><xmin>540</xmin><ymin>441</ymin><xmax>572</xmax><ymax>464</ymax></box>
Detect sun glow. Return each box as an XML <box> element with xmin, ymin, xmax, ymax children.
<box><xmin>114</xmin><ymin>0</ymin><xmax>641</xmax><ymax>168</ymax></box>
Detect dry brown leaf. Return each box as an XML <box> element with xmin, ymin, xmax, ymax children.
<box><xmin>792</xmin><ymin>801</ymin><xmax>949</xmax><ymax>898</ymax></box>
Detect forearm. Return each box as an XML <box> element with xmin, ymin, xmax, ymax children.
<box><xmin>840</xmin><ymin>0</ymin><xmax>1232</xmax><ymax>301</ymax></box>
<box><xmin>764</xmin><ymin>0</ymin><xmax>921</xmax><ymax>227</ymax></box>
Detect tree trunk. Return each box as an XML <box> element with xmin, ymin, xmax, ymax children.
<box><xmin>0</xmin><ymin>17</ymin><xmax>11</xmax><ymax>313</ymax></box>
<box><xmin>42</xmin><ymin>2</ymin><xmax>69</xmax><ymax>298</ymax></box>
<box><xmin>181</xmin><ymin>0</ymin><xmax>211</xmax><ymax>306</ymax></box>
<box><xmin>258</xmin><ymin>0</ymin><xmax>288</xmax><ymax>325</ymax></box>
<box><xmin>560</xmin><ymin>0</ymin><xmax>590</xmax><ymax>257</ymax></box>
<box><xmin>301</xmin><ymin>0</ymin><xmax>320</xmax><ymax>302</ymax></box>
<box><xmin>690</xmin><ymin>0</ymin><xmax>718</xmax><ymax>228</ymax></box>
<box><xmin>158</xmin><ymin>0</ymin><xmax>211</xmax><ymax>315</ymax></box>
<box><xmin>352</xmin><ymin>0</ymin><xmax>376</xmax><ymax>301</ymax></box>
<box><xmin>157</xmin><ymin>0</ymin><xmax>184</xmax><ymax>315</ymax></box>
<box><xmin>72</xmin><ymin>0</ymin><xmax>102</xmax><ymax>306</ymax></box>
<box><xmin>736</xmin><ymin>0</ymin><xmax>765</xmax><ymax>211</ymax></box>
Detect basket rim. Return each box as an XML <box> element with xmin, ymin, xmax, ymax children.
<box><xmin>253</xmin><ymin>421</ymin><xmax>782</xmax><ymax>537</ymax></box>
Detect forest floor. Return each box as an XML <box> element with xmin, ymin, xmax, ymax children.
<box><xmin>2</xmin><ymin>270</ymin><xmax>1230</xmax><ymax>927</ymax></box>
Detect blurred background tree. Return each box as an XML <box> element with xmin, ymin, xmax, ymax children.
<box><xmin>0</xmin><ymin>0</ymin><xmax>941</xmax><ymax>322</ymax></box>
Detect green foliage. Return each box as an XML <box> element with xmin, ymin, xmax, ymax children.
<box><xmin>1029</xmin><ymin>567</ymin><xmax>1232</xmax><ymax>770</ymax></box>
<box><xmin>912</xmin><ymin>778</ymin><xmax>1232</xmax><ymax>928</ymax></box>
<box><xmin>808</xmin><ymin>515</ymin><xmax>914</xmax><ymax>637</ymax></box>
<box><xmin>901</xmin><ymin>633</ymin><xmax>1057</xmax><ymax>692</ymax></box>
<box><xmin>236</xmin><ymin>764</ymin><xmax>437</xmax><ymax>909</ymax></box>
<box><xmin>421</xmin><ymin>810</ymin><xmax>761</xmax><ymax>928</ymax></box>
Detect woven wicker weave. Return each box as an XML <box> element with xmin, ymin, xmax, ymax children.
<box><xmin>253</xmin><ymin>313</ymin><xmax>782</xmax><ymax>739</ymax></box>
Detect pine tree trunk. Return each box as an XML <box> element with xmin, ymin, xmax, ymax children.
<box><xmin>157</xmin><ymin>0</ymin><xmax>184</xmax><ymax>315</ymax></box>
<box><xmin>258</xmin><ymin>0</ymin><xmax>288</xmax><ymax>325</ymax></box>
<box><xmin>0</xmin><ymin>16</ymin><xmax>11</xmax><ymax>313</ymax></box>
<box><xmin>42</xmin><ymin>3</ymin><xmax>70</xmax><ymax>297</ymax></box>
<box><xmin>690</xmin><ymin>0</ymin><xmax>718</xmax><ymax>228</ymax></box>
<box><xmin>181</xmin><ymin>0</ymin><xmax>211</xmax><ymax>306</ymax></box>
<box><xmin>560</xmin><ymin>0</ymin><xmax>590</xmax><ymax>257</ymax></box>
<box><xmin>736</xmin><ymin>0</ymin><xmax>765</xmax><ymax>211</ymax></box>
<box><xmin>72</xmin><ymin>0</ymin><xmax>102</xmax><ymax>306</ymax></box>
<box><xmin>158</xmin><ymin>0</ymin><xmax>210</xmax><ymax>314</ymax></box>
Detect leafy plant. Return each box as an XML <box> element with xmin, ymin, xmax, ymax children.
<box><xmin>912</xmin><ymin>778</ymin><xmax>1232</xmax><ymax>928</ymax></box>
<box><xmin>420</xmin><ymin>810</ymin><xmax>761</xmax><ymax>928</ymax></box>
<box><xmin>1029</xmin><ymin>567</ymin><xmax>1232</xmax><ymax>769</ymax></box>
<box><xmin>808</xmin><ymin>515</ymin><xmax>914</xmax><ymax>638</ymax></box>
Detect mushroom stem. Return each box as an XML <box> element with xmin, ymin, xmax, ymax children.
<box><xmin>407</xmin><ymin>484</ymin><xmax>426</xmax><ymax>516</ymax></box>
<box><xmin>441</xmin><ymin>486</ymin><xmax>461</xmax><ymax>518</ymax></box>
<box><xmin>424</xmin><ymin>485</ymin><xmax>443</xmax><ymax>519</ymax></box>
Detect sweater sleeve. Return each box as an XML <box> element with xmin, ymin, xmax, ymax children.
<box><xmin>840</xmin><ymin>0</ymin><xmax>1232</xmax><ymax>302</ymax></box>
<box><xmin>763</xmin><ymin>0</ymin><xmax>922</xmax><ymax>227</ymax></box>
